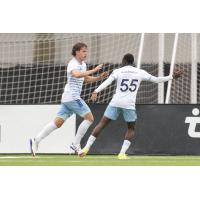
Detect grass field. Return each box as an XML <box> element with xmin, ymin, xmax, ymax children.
<box><xmin>1</xmin><ymin>154</ymin><xmax>200</xmax><ymax>166</ymax></box>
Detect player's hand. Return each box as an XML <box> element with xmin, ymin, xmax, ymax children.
<box><xmin>91</xmin><ymin>91</ymin><xmax>97</xmax><ymax>102</ymax></box>
<box><xmin>173</xmin><ymin>69</ymin><xmax>183</xmax><ymax>79</ymax></box>
<box><xmin>94</xmin><ymin>64</ymin><xmax>104</xmax><ymax>72</ymax></box>
<box><xmin>99</xmin><ymin>71</ymin><xmax>109</xmax><ymax>80</ymax></box>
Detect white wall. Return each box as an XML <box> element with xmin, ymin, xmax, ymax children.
<box><xmin>0</xmin><ymin>105</ymin><xmax>75</xmax><ymax>153</ymax></box>
<box><xmin>0</xmin><ymin>33</ymin><xmax>194</xmax><ymax>67</ymax></box>
<box><xmin>0</xmin><ymin>33</ymin><xmax>35</xmax><ymax>65</ymax></box>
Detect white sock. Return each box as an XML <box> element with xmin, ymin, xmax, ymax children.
<box><xmin>85</xmin><ymin>135</ymin><xmax>96</xmax><ymax>149</ymax></box>
<box><xmin>35</xmin><ymin>121</ymin><xmax>58</xmax><ymax>143</ymax></box>
<box><xmin>119</xmin><ymin>140</ymin><xmax>131</xmax><ymax>154</ymax></box>
<box><xmin>73</xmin><ymin>120</ymin><xmax>93</xmax><ymax>145</ymax></box>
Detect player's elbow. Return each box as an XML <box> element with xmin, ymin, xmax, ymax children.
<box><xmin>72</xmin><ymin>71</ymin><xmax>83</xmax><ymax>78</ymax></box>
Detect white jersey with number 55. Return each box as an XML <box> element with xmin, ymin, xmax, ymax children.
<box><xmin>95</xmin><ymin>65</ymin><xmax>172</xmax><ymax>110</ymax></box>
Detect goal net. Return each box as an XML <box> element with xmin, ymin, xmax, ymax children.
<box><xmin>166</xmin><ymin>33</ymin><xmax>200</xmax><ymax>104</ymax></box>
<box><xmin>0</xmin><ymin>33</ymin><xmax>159</xmax><ymax>105</ymax></box>
<box><xmin>0</xmin><ymin>33</ymin><xmax>198</xmax><ymax>105</ymax></box>
<box><xmin>167</xmin><ymin>33</ymin><xmax>192</xmax><ymax>103</ymax></box>
<box><xmin>136</xmin><ymin>33</ymin><xmax>159</xmax><ymax>104</ymax></box>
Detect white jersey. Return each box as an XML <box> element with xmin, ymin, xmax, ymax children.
<box><xmin>108</xmin><ymin>66</ymin><xmax>151</xmax><ymax>109</ymax></box>
<box><xmin>61</xmin><ymin>58</ymin><xmax>86</xmax><ymax>102</ymax></box>
<box><xmin>95</xmin><ymin>65</ymin><xmax>172</xmax><ymax>110</ymax></box>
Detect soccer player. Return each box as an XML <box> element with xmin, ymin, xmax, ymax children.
<box><xmin>80</xmin><ymin>53</ymin><xmax>183</xmax><ymax>159</ymax></box>
<box><xmin>30</xmin><ymin>42</ymin><xmax>108</xmax><ymax>156</ymax></box>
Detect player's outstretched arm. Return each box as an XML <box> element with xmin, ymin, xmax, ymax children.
<box><xmin>148</xmin><ymin>69</ymin><xmax>183</xmax><ymax>83</ymax></box>
<box><xmin>72</xmin><ymin>64</ymin><xmax>104</xmax><ymax>78</ymax></box>
<box><xmin>90</xmin><ymin>75</ymin><xmax>115</xmax><ymax>102</ymax></box>
<box><xmin>85</xmin><ymin>71</ymin><xmax>109</xmax><ymax>83</ymax></box>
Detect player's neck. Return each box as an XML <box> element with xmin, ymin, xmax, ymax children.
<box><xmin>74</xmin><ymin>56</ymin><xmax>83</xmax><ymax>64</ymax></box>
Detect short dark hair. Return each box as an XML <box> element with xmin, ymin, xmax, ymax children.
<box><xmin>122</xmin><ymin>53</ymin><xmax>135</xmax><ymax>67</ymax></box>
<box><xmin>72</xmin><ymin>42</ymin><xmax>87</xmax><ymax>56</ymax></box>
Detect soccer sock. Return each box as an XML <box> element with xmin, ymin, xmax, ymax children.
<box><xmin>73</xmin><ymin>120</ymin><xmax>93</xmax><ymax>145</ymax></box>
<box><xmin>85</xmin><ymin>135</ymin><xmax>96</xmax><ymax>149</ymax></box>
<box><xmin>119</xmin><ymin>140</ymin><xmax>131</xmax><ymax>154</ymax></box>
<box><xmin>35</xmin><ymin>121</ymin><xmax>58</xmax><ymax>143</ymax></box>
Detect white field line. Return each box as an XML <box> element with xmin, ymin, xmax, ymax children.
<box><xmin>0</xmin><ymin>156</ymin><xmax>113</xmax><ymax>159</ymax></box>
<box><xmin>0</xmin><ymin>160</ymin><xmax>130</xmax><ymax>163</ymax></box>
<box><xmin>0</xmin><ymin>156</ymin><xmax>33</xmax><ymax>159</ymax></box>
<box><xmin>0</xmin><ymin>156</ymin><xmax>200</xmax><ymax>160</ymax></box>
<box><xmin>0</xmin><ymin>160</ymin><xmax>199</xmax><ymax>164</ymax></box>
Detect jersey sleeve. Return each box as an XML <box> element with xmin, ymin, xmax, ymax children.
<box><xmin>109</xmin><ymin>69</ymin><xmax>118</xmax><ymax>80</ymax></box>
<box><xmin>95</xmin><ymin>72</ymin><xmax>116</xmax><ymax>93</ymax></box>
<box><xmin>149</xmin><ymin>75</ymin><xmax>173</xmax><ymax>83</ymax></box>
<box><xmin>140</xmin><ymin>69</ymin><xmax>152</xmax><ymax>81</ymax></box>
<box><xmin>67</xmin><ymin>62</ymin><xmax>79</xmax><ymax>74</ymax></box>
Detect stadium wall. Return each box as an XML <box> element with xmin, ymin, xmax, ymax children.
<box><xmin>1</xmin><ymin>104</ymin><xmax>200</xmax><ymax>154</ymax></box>
<box><xmin>79</xmin><ymin>104</ymin><xmax>200</xmax><ymax>155</ymax></box>
<box><xmin>0</xmin><ymin>33</ymin><xmax>194</xmax><ymax>67</ymax></box>
<box><xmin>0</xmin><ymin>105</ymin><xmax>75</xmax><ymax>153</ymax></box>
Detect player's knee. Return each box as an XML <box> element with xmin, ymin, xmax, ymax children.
<box><xmin>129</xmin><ymin>126</ymin><xmax>135</xmax><ymax>131</ymax></box>
<box><xmin>127</xmin><ymin>122</ymin><xmax>135</xmax><ymax>130</ymax></box>
<box><xmin>56</xmin><ymin>122</ymin><xmax>63</xmax><ymax>128</ymax></box>
<box><xmin>84</xmin><ymin>112</ymin><xmax>94</xmax><ymax>122</ymax></box>
<box><xmin>54</xmin><ymin>118</ymin><xmax>64</xmax><ymax>128</ymax></box>
<box><xmin>88</xmin><ymin>117</ymin><xmax>94</xmax><ymax>123</ymax></box>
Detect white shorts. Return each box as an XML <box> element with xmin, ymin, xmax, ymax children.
<box><xmin>57</xmin><ymin>99</ymin><xmax>91</xmax><ymax>120</ymax></box>
<box><xmin>104</xmin><ymin>105</ymin><xmax>137</xmax><ymax>122</ymax></box>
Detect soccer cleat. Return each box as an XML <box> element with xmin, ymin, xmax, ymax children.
<box><xmin>70</xmin><ymin>143</ymin><xmax>83</xmax><ymax>155</ymax></box>
<box><xmin>30</xmin><ymin>138</ymin><xmax>38</xmax><ymax>157</ymax></box>
<box><xmin>79</xmin><ymin>147</ymin><xmax>89</xmax><ymax>157</ymax></box>
<box><xmin>117</xmin><ymin>153</ymin><xmax>130</xmax><ymax>160</ymax></box>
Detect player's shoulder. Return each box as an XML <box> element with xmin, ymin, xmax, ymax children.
<box><xmin>67</xmin><ymin>58</ymin><xmax>78</xmax><ymax>73</ymax></box>
<box><xmin>113</xmin><ymin>68</ymin><xmax>120</xmax><ymax>72</ymax></box>
<box><xmin>138</xmin><ymin>68</ymin><xmax>148</xmax><ymax>74</ymax></box>
<box><xmin>137</xmin><ymin>68</ymin><xmax>152</xmax><ymax>79</ymax></box>
<box><xmin>68</xmin><ymin>58</ymin><xmax>86</xmax><ymax>66</ymax></box>
<box><xmin>109</xmin><ymin>67</ymin><xmax>119</xmax><ymax>75</ymax></box>
<box><xmin>68</xmin><ymin>58</ymin><xmax>77</xmax><ymax>66</ymax></box>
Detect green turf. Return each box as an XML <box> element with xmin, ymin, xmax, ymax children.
<box><xmin>1</xmin><ymin>154</ymin><xmax>200</xmax><ymax>166</ymax></box>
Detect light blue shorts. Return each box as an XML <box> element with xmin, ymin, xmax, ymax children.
<box><xmin>104</xmin><ymin>105</ymin><xmax>137</xmax><ymax>122</ymax></box>
<box><xmin>57</xmin><ymin>99</ymin><xmax>91</xmax><ymax>120</ymax></box>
